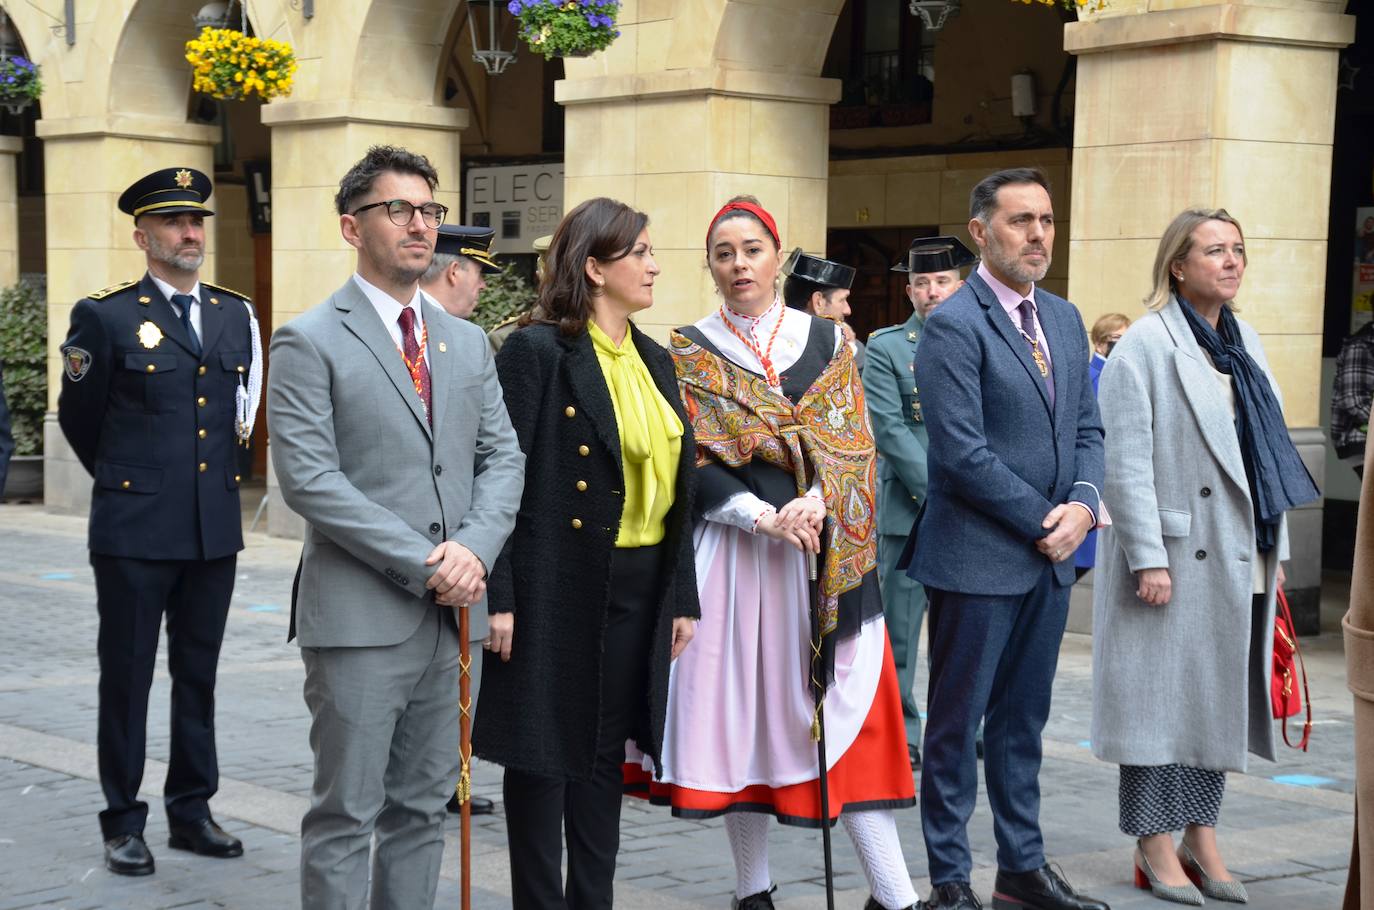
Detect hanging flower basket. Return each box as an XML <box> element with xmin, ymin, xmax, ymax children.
<box><xmin>185</xmin><ymin>27</ymin><xmax>297</xmax><ymax>102</ymax></box>
<box><xmin>508</xmin><ymin>0</ymin><xmax>621</xmax><ymax>61</ymax></box>
<box><xmin>0</xmin><ymin>56</ymin><xmax>42</xmax><ymax>115</ymax></box>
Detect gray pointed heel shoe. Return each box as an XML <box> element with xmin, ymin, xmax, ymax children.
<box><xmin>1179</xmin><ymin>843</ymin><xmax>1248</xmax><ymax>903</ymax></box>
<box><xmin>1134</xmin><ymin>843</ymin><xmax>1204</xmax><ymax>905</ymax></box>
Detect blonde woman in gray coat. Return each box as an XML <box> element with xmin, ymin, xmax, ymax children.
<box><xmin>1092</xmin><ymin>208</ymin><xmax>1319</xmax><ymax>905</ymax></box>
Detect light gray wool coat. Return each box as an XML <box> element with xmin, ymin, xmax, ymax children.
<box><xmin>1091</xmin><ymin>297</ymin><xmax>1287</xmax><ymax>772</ymax></box>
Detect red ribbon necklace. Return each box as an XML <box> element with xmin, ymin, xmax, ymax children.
<box><xmin>719</xmin><ymin>298</ymin><xmax>784</xmax><ymax>387</ymax></box>
<box><xmin>398</xmin><ymin>323</ymin><xmax>430</xmax><ymax>411</ymax></box>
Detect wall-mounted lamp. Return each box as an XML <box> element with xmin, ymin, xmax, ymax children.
<box><xmin>468</xmin><ymin>0</ymin><xmax>517</xmax><ymax>76</ymax></box>
<box><xmin>907</xmin><ymin>0</ymin><xmax>961</xmax><ymax>32</ymax></box>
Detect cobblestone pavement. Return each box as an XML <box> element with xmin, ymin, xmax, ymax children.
<box><xmin>0</xmin><ymin>501</ymin><xmax>1357</xmax><ymax>909</ymax></box>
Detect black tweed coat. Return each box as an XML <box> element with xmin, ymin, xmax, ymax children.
<box><xmin>472</xmin><ymin>321</ymin><xmax>699</xmax><ymax>780</ymax></box>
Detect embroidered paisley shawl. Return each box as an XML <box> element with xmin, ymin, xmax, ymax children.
<box><xmin>670</xmin><ymin>330</ymin><xmax>877</xmax><ymax>636</ymax></box>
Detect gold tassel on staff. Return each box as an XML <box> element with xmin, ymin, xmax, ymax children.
<box><xmin>457</xmin><ymin>603</ymin><xmax>473</xmax><ymax>910</ymax></box>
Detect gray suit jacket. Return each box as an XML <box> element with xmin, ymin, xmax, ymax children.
<box><xmin>1091</xmin><ymin>298</ymin><xmax>1286</xmax><ymax>770</ymax></box>
<box><xmin>268</xmin><ymin>278</ymin><xmax>525</xmax><ymax>648</ymax></box>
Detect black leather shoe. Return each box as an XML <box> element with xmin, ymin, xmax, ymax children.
<box><xmin>992</xmin><ymin>865</ymin><xmax>1109</xmax><ymax>910</ymax></box>
<box><xmin>865</xmin><ymin>896</ymin><xmax>922</xmax><ymax>909</ymax></box>
<box><xmin>927</xmin><ymin>882</ymin><xmax>981</xmax><ymax>909</ymax></box>
<box><xmin>731</xmin><ymin>884</ymin><xmax>777</xmax><ymax>909</ymax></box>
<box><xmin>168</xmin><ymin>817</ymin><xmax>244</xmax><ymax>858</ymax></box>
<box><xmin>908</xmin><ymin>742</ymin><xmax>922</xmax><ymax>771</ymax></box>
<box><xmin>446</xmin><ymin>794</ymin><xmax>494</xmax><ymax>815</ymax></box>
<box><xmin>104</xmin><ymin>833</ymin><xmax>154</xmax><ymax>876</ymax></box>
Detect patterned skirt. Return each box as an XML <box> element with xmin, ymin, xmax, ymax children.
<box><xmin>1119</xmin><ymin>763</ymin><xmax>1226</xmax><ymax>836</ymax></box>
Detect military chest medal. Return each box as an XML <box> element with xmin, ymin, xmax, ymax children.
<box><xmin>137</xmin><ymin>321</ymin><xmax>163</xmax><ymax>349</ymax></box>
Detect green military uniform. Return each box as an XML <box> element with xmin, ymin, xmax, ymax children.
<box><xmin>862</xmin><ymin>312</ymin><xmax>930</xmax><ymax>731</ymax></box>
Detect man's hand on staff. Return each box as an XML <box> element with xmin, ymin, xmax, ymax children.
<box><xmin>484</xmin><ymin>612</ymin><xmax>514</xmax><ymax>662</ymax></box>
<box><xmin>426</xmin><ymin>541</ymin><xmax>486</xmax><ymax>605</ymax></box>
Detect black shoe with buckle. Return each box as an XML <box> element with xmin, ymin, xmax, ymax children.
<box><xmin>447</xmin><ymin>793</ymin><xmax>495</xmax><ymax>815</ymax></box>
<box><xmin>167</xmin><ymin>817</ymin><xmax>244</xmax><ymax>858</ymax></box>
<box><xmin>865</xmin><ymin>895</ymin><xmax>922</xmax><ymax>909</ymax></box>
<box><xmin>992</xmin><ymin>865</ymin><xmax>1109</xmax><ymax>910</ymax></box>
<box><xmin>731</xmin><ymin>884</ymin><xmax>777</xmax><ymax>909</ymax></box>
<box><xmin>927</xmin><ymin>882</ymin><xmax>981</xmax><ymax>910</ymax></box>
<box><xmin>104</xmin><ymin>832</ymin><xmax>155</xmax><ymax>876</ymax></box>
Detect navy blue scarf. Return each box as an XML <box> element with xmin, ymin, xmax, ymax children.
<box><xmin>1178</xmin><ymin>299</ymin><xmax>1319</xmax><ymax>551</ymax></box>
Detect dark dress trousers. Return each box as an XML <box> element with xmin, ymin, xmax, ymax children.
<box><xmin>57</xmin><ymin>273</ymin><xmax>253</xmax><ymax>838</ymax></box>
<box><xmin>901</xmin><ymin>270</ymin><xmax>1103</xmax><ymax>884</ymax></box>
<box><xmin>473</xmin><ymin>322</ymin><xmax>699</xmax><ymax>909</ymax></box>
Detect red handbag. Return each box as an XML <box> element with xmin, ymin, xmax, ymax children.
<box><xmin>1271</xmin><ymin>585</ymin><xmax>1312</xmax><ymax>751</ymax></box>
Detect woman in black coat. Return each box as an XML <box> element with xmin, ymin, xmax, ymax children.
<box><xmin>472</xmin><ymin>197</ymin><xmax>699</xmax><ymax>909</ymax></box>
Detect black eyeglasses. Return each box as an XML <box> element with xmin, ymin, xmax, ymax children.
<box><xmin>352</xmin><ymin>199</ymin><xmax>448</xmax><ymax>229</ymax></box>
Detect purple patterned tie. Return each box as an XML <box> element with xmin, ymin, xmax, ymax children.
<box><xmin>1017</xmin><ymin>299</ymin><xmax>1054</xmax><ymax>409</ymax></box>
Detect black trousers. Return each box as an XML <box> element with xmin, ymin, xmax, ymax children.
<box><xmin>503</xmin><ymin>543</ymin><xmax>663</xmax><ymax>910</ymax></box>
<box><xmin>91</xmin><ymin>553</ymin><xmax>236</xmax><ymax>838</ymax></box>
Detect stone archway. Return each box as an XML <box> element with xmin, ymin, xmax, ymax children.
<box><xmin>555</xmin><ymin>0</ymin><xmax>847</xmax><ymax>336</ymax></box>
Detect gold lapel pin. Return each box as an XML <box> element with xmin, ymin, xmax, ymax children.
<box><xmin>210</xmin><ymin>297</ymin><xmax>220</xmax><ymax>306</ymax></box>
<box><xmin>438</xmin><ymin>342</ymin><xmax>447</xmax><ymax>353</ymax></box>
<box><xmin>138</xmin><ymin>296</ymin><xmax>151</xmax><ymax>305</ymax></box>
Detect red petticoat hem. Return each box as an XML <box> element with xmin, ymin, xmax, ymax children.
<box><xmin>624</xmin><ymin>632</ymin><xmax>915</xmax><ymax>826</ymax></box>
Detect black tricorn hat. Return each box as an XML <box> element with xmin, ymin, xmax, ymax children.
<box><xmin>118</xmin><ymin>167</ymin><xmax>215</xmax><ymax>219</ymax></box>
<box><xmin>781</xmin><ymin>247</ymin><xmax>855</xmax><ymax>290</ymax></box>
<box><xmin>891</xmin><ymin>235</ymin><xmax>978</xmax><ymax>274</ymax></box>
<box><xmin>435</xmin><ymin>224</ymin><xmax>502</xmax><ymax>274</ymax></box>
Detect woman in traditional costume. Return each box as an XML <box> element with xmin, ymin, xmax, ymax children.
<box><xmin>625</xmin><ymin>197</ymin><xmax>918</xmax><ymax>910</ymax></box>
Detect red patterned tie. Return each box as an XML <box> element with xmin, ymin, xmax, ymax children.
<box><xmin>397</xmin><ymin>306</ymin><xmax>432</xmax><ymax>424</ymax></box>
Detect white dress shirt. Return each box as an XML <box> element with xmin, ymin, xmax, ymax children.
<box><xmin>352</xmin><ymin>273</ymin><xmax>427</xmax><ymax>366</ymax></box>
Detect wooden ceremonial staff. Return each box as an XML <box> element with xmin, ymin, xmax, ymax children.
<box><xmin>808</xmin><ymin>549</ymin><xmax>837</xmax><ymax>910</ymax></box>
<box><xmin>457</xmin><ymin>603</ymin><xmax>473</xmax><ymax>910</ymax></box>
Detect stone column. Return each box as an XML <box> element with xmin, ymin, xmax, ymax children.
<box><xmin>260</xmin><ymin>99</ymin><xmax>467</xmax><ymax>537</ymax></box>
<box><xmin>0</xmin><ymin>136</ymin><xmax>21</xmax><ymax>289</ymax></box>
<box><xmin>557</xmin><ymin>71</ymin><xmax>838</xmax><ymax>338</ymax></box>
<box><xmin>1065</xmin><ymin>3</ymin><xmax>1356</xmax><ymax>632</ymax></box>
<box><xmin>36</xmin><ymin>117</ymin><xmax>219</xmax><ymax>515</ymax></box>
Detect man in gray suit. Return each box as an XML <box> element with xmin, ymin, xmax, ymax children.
<box><xmin>268</xmin><ymin>145</ymin><xmax>525</xmax><ymax>910</ymax></box>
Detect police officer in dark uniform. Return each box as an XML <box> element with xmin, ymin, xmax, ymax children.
<box><xmin>57</xmin><ymin>167</ymin><xmax>261</xmax><ymax>876</ymax></box>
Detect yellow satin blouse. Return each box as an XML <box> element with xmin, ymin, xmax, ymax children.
<box><xmin>588</xmin><ymin>320</ymin><xmax>683</xmax><ymax>547</ymax></box>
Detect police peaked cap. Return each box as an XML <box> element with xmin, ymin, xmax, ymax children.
<box><xmin>435</xmin><ymin>224</ymin><xmax>502</xmax><ymax>274</ymax></box>
<box><xmin>781</xmin><ymin>248</ymin><xmax>855</xmax><ymax>290</ymax></box>
<box><xmin>118</xmin><ymin>167</ymin><xmax>215</xmax><ymax>219</ymax></box>
<box><xmin>891</xmin><ymin>235</ymin><xmax>978</xmax><ymax>274</ymax></box>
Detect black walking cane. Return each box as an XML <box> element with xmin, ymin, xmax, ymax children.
<box><xmin>807</xmin><ymin>549</ymin><xmax>836</xmax><ymax>910</ymax></box>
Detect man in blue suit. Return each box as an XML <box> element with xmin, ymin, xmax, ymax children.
<box><xmin>903</xmin><ymin>169</ymin><xmax>1108</xmax><ymax>910</ymax></box>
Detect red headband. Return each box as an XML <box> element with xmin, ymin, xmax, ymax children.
<box><xmin>707</xmin><ymin>201</ymin><xmax>780</xmax><ymax>249</ymax></box>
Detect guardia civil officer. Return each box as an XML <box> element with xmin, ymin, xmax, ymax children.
<box><xmin>424</xmin><ymin>224</ymin><xmax>503</xmax><ymax>817</ymax></box>
<box><xmin>781</xmin><ymin>247</ymin><xmax>863</xmax><ymax>369</ymax></box>
<box><xmin>421</xmin><ymin>224</ymin><xmax>502</xmax><ymax>321</ymax></box>
<box><xmin>862</xmin><ymin>236</ymin><xmax>977</xmax><ymax>769</ymax></box>
<box><xmin>57</xmin><ymin>167</ymin><xmax>262</xmax><ymax>877</ymax></box>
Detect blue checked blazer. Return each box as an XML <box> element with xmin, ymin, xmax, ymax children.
<box><xmin>902</xmin><ymin>269</ymin><xmax>1104</xmax><ymax>595</ymax></box>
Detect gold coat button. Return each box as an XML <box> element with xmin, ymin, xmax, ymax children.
<box><xmin>197</xmin><ymin>396</ymin><xmax>207</xmax><ymax>407</ymax></box>
<box><xmin>578</xmin><ymin>445</ymin><xmax>590</xmax><ymax>456</ymax></box>
<box><xmin>576</xmin><ymin>480</ymin><xmax>588</xmax><ymax>491</ymax></box>
<box><xmin>121</xmin><ymin>480</ymin><xmax>131</xmax><ymax>490</ymax></box>
<box><xmin>198</xmin><ymin>462</ymin><xmax>208</xmax><ymax>473</ymax></box>
<box><xmin>233</xmin><ymin>474</ymin><xmax>241</xmax><ymax>483</ymax></box>
<box><xmin>565</xmin><ymin>406</ymin><xmax>576</xmax><ymax>418</ymax></box>
<box><xmin>237</xmin><ymin>365</ymin><xmax>245</xmax><ymax>374</ymax></box>
<box><xmin>145</xmin><ymin>363</ymin><xmax>156</xmax><ymax>373</ymax></box>
<box><xmin>198</xmin><ymin>429</ymin><xmax>207</xmax><ymax>439</ymax></box>
<box><xmin>571</xmin><ymin>518</ymin><xmax>583</xmax><ymax>529</ymax></box>
<box><xmin>198</xmin><ymin>365</ymin><xmax>207</xmax><ymax>376</ymax></box>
